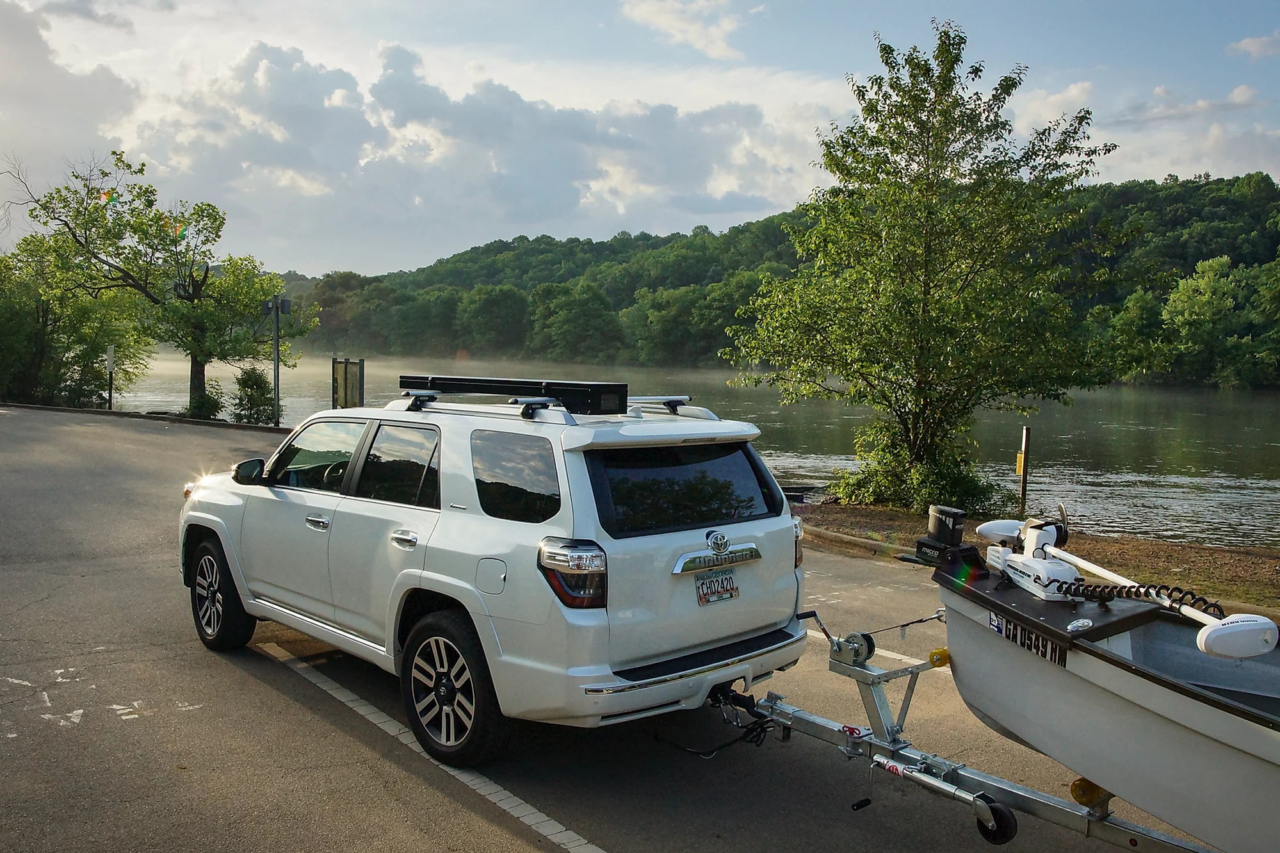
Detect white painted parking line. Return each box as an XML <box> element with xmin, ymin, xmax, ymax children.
<box><xmin>805</xmin><ymin>630</ymin><xmax>951</xmax><ymax>676</ymax></box>
<box><xmin>257</xmin><ymin>642</ymin><xmax>606</xmax><ymax>853</ymax></box>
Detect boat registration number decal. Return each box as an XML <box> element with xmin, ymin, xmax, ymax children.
<box><xmin>989</xmin><ymin>611</ymin><xmax>1066</xmax><ymax>667</ymax></box>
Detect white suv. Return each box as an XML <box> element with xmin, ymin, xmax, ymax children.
<box><xmin>179</xmin><ymin>376</ymin><xmax>806</xmax><ymax>765</ymax></box>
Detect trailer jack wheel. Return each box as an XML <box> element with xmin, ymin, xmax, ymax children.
<box><xmin>974</xmin><ymin>794</ymin><xmax>1018</xmax><ymax>846</ymax></box>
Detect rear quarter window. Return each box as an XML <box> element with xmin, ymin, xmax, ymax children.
<box><xmin>470</xmin><ymin>430</ymin><xmax>561</xmax><ymax>523</ymax></box>
<box><xmin>586</xmin><ymin>442</ymin><xmax>782</xmax><ymax>538</ymax></box>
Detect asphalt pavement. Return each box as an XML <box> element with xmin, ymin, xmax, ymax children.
<box><xmin>0</xmin><ymin>406</ymin><xmax>1178</xmax><ymax>853</ymax></box>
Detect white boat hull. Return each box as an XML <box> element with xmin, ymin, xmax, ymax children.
<box><xmin>941</xmin><ymin>587</ymin><xmax>1280</xmax><ymax>853</ymax></box>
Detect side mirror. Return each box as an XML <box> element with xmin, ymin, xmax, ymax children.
<box><xmin>232</xmin><ymin>457</ymin><xmax>266</xmax><ymax>485</ymax></box>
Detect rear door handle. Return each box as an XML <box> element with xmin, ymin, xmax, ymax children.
<box><xmin>305</xmin><ymin>515</ymin><xmax>330</xmax><ymax>531</ymax></box>
<box><xmin>391</xmin><ymin>530</ymin><xmax>419</xmax><ymax>548</ymax></box>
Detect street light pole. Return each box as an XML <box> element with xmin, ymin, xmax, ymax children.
<box><xmin>262</xmin><ymin>296</ymin><xmax>292</xmax><ymax>428</ymax></box>
<box><xmin>273</xmin><ymin>298</ymin><xmax>281</xmax><ymax>428</ymax></box>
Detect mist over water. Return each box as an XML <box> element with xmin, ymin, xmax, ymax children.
<box><xmin>125</xmin><ymin>352</ymin><xmax>1280</xmax><ymax>545</ymax></box>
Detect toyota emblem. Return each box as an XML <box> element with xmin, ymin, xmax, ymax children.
<box><xmin>707</xmin><ymin>530</ymin><xmax>729</xmax><ymax>555</ymax></box>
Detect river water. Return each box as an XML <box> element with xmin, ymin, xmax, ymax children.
<box><xmin>121</xmin><ymin>353</ymin><xmax>1280</xmax><ymax>545</ymax></box>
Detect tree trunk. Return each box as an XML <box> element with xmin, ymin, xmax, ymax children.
<box><xmin>189</xmin><ymin>353</ymin><xmax>207</xmax><ymax>416</ymax></box>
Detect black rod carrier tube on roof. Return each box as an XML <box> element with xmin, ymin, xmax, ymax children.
<box><xmin>398</xmin><ymin>375</ymin><xmax>629</xmax><ymax>415</ymax></box>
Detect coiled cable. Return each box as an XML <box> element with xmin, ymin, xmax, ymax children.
<box><xmin>1046</xmin><ymin>579</ymin><xmax>1225</xmax><ymax>618</ymax></box>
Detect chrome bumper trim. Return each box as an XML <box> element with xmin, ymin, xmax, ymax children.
<box><xmin>582</xmin><ymin>630</ymin><xmax>807</xmax><ymax>695</ymax></box>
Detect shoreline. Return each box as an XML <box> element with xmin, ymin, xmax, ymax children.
<box><xmin>795</xmin><ymin>503</ymin><xmax>1280</xmax><ymax>612</ymax></box>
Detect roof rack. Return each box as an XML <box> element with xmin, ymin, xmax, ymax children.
<box><xmin>398</xmin><ymin>375</ymin><xmax>628</xmax><ymax>416</ymax></box>
<box><xmin>627</xmin><ymin>395</ymin><xmax>691</xmax><ymax>415</ymax></box>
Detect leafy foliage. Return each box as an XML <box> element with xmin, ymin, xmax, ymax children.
<box><xmin>0</xmin><ymin>235</ymin><xmax>152</xmax><ymax>406</ymax></box>
<box><xmin>730</xmin><ymin>21</ymin><xmax>1116</xmax><ymax>512</ymax></box>
<box><xmin>187</xmin><ymin>378</ymin><xmax>224</xmax><ymax>420</ymax></box>
<box><xmin>230</xmin><ymin>365</ymin><xmax>279</xmax><ymax>425</ymax></box>
<box><xmin>294</xmin><ymin>215</ymin><xmax>798</xmax><ymax>365</ymax></box>
<box><xmin>5</xmin><ymin>152</ymin><xmax>315</xmax><ymax>415</ymax></box>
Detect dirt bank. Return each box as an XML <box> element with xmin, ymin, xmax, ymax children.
<box><xmin>796</xmin><ymin>503</ymin><xmax>1280</xmax><ymax>610</ymax></box>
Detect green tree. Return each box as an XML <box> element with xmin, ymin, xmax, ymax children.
<box><xmin>1159</xmin><ymin>257</ymin><xmax>1278</xmax><ymax>387</ymax></box>
<box><xmin>0</xmin><ymin>235</ymin><xmax>151</xmax><ymax>406</ymax></box>
<box><xmin>525</xmin><ymin>281</ymin><xmax>623</xmax><ymax>363</ymax></box>
<box><xmin>729</xmin><ymin>21</ymin><xmax>1116</xmax><ymax>513</ymax></box>
<box><xmin>455</xmin><ymin>284</ymin><xmax>529</xmax><ymax>355</ymax></box>
<box><xmin>230</xmin><ymin>364</ymin><xmax>279</xmax><ymax>425</ymax></box>
<box><xmin>390</xmin><ymin>286</ymin><xmax>464</xmax><ymax>356</ymax></box>
<box><xmin>6</xmin><ymin>152</ymin><xmax>313</xmax><ymax>415</ymax></box>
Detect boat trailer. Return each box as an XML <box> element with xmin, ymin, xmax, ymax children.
<box><xmin>716</xmin><ymin>610</ymin><xmax>1212</xmax><ymax>852</ymax></box>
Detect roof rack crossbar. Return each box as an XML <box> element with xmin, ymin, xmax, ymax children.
<box><xmin>508</xmin><ymin>397</ymin><xmax>559</xmax><ymax>419</ymax></box>
<box><xmin>628</xmin><ymin>395</ymin><xmax>691</xmax><ymax>415</ymax></box>
<box><xmin>399</xmin><ymin>375</ymin><xmax>627</xmax><ymax>415</ymax></box>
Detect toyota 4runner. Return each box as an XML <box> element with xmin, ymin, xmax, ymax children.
<box><xmin>179</xmin><ymin>376</ymin><xmax>807</xmax><ymax>765</ymax></box>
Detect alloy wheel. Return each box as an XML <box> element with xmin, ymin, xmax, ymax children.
<box><xmin>194</xmin><ymin>554</ymin><xmax>223</xmax><ymax>637</ymax></box>
<box><xmin>409</xmin><ymin>636</ymin><xmax>475</xmax><ymax>747</ymax></box>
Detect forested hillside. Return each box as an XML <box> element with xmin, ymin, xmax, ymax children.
<box><xmin>293</xmin><ymin>172</ymin><xmax>1280</xmax><ymax>386</ymax></box>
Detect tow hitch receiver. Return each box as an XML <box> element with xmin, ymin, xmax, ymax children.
<box><xmin>719</xmin><ymin>611</ymin><xmax>1212</xmax><ymax>852</ymax></box>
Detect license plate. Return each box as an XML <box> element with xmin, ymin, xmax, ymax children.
<box><xmin>696</xmin><ymin>569</ymin><xmax>739</xmax><ymax>606</ymax></box>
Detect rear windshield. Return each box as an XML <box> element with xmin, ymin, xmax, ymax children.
<box><xmin>586</xmin><ymin>442</ymin><xmax>782</xmax><ymax>538</ymax></box>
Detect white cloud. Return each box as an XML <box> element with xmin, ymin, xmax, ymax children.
<box><xmin>0</xmin><ymin>1</ymin><xmax>136</xmax><ymax>234</ymax></box>
<box><xmin>39</xmin><ymin>0</ymin><xmax>132</xmax><ymax>31</ymax></box>
<box><xmin>1112</xmin><ymin>84</ymin><xmax>1257</xmax><ymax>126</ymax></box>
<box><xmin>1227</xmin><ymin>29</ymin><xmax>1280</xmax><ymax>59</ymax></box>
<box><xmin>1097</xmin><ymin>121</ymin><xmax>1280</xmax><ymax>183</ymax></box>
<box><xmin>98</xmin><ymin>38</ymin><xmax>831</xmax><ymax>272</ymax></box>
<box><xmin>1011</xmin><ymin>81</ymin><xmax>1094</xmax><ymax>134</ymax></box>
<box><xmin>620</xmin><ymin>0</ymin><xmax>743</xmax><ymax>61</ymax></box>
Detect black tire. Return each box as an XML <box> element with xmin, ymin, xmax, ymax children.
<box><xmin>401</xmin><ymin>610</ymin><xmax>509</xmax><ymax>767</ymax></box>
<box><xmin>975</xmin><ymin>796</ymin><xmax>1018</xmax><ymax>845</ymax></box>
<box><xmin>189</xmin><ymin>538</ymin><xmax>256</xmax><ymax>651</ymax></box>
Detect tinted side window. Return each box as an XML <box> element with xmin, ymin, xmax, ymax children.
<box><xmin>471</xmin><ymin>430</ymin><xmax>560</xmax><ymax>523</ymax></box>
<box><xmin>271</xmin><ymin>421</ymin><xmax>366</xmax><ymax>492</ymax></box>
<box><xmin>355</xmin><ymin>425</ymin><xmax>440</xmax><ymax>508</ymax></box>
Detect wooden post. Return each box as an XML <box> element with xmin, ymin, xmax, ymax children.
<box><xmin>1018</xmin><ymin>426</ymin><xmax>1031</xmax><ymax>517</ymax></box>
<box><xmin>331</xmin><ymin>357</ymin><xmax>339</xmax><ymax>408</ymax></box>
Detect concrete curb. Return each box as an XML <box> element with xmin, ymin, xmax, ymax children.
<box><xmin>802</xmin><ymin>524</ymin><xmax>913</xmax><ymax>560</ymax></box>
<box><xmin>802</xmin><ymin>522</ymin><xmax>1280</xmax><ymax>621</ymax></box>
<box><xmin>0</xmin><ymin>401</ymin><xmax>292</xmax><ymax>435</ymax></box>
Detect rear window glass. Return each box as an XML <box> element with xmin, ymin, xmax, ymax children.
<box><xmin>587</xmin><ymin>442</ymin><xmax>781</xmax><ymax>538</ymax></box>
<box><xmin>471</xmin><ymin>430</ymin><xmax>561</xmax><ymax>523</ymax></box>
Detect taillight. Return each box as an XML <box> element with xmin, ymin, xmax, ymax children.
<box><xmin>792</xmin><ymin>517</ymin><xmax>804</xmax><ymax>568</ymax></box>
<box><xmin>538</xmin><ymin>537</ymin><xmax>607</xmax><ymax>609</ymax></box>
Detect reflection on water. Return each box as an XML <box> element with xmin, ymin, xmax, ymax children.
<box><xmin>123</xmin><ymin>353</ymin><xmax>1280</xmax><ymax>545</ymax></box>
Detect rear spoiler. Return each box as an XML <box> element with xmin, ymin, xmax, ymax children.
<box><xmin>560</xmin><ymin>420</ymin><xmax>760</xmax><ymax>450</ymax></box>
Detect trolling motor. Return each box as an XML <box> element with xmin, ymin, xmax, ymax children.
<box><xmin>973</xmin><ymin>505</ymin><xmax>1278</xmax><ymax>660</ymax></box>
<box><xmin>976</xmin><ymin>511</ymin><xmax>1081</xmax><ymax>603</ymax></box>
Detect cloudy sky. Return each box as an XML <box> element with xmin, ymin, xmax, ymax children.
<box><xmin>2</xmin><ymin>0</ymin><xmax>1278</xmax><ymax>275</ymax></box>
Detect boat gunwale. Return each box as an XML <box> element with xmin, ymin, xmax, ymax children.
<box><xmin>1074</xmin><ymin>621</ymin><xmax>1280</xmax><ymax>734</ymax></box>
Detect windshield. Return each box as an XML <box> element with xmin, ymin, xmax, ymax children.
<box><xmin>585</xmin><ymin>442</ymin><xmax>782</xmax><ymax>538</ymax></box>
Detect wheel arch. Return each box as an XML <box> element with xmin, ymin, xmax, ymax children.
<box><xmin>182</xmin><ymin>523</ymin><xmax>222</xmax><ymax>587</ymax></box>
<box><xmin>392</xmin><ymin>579</ymin><xmax>500</xmax><ymax>671</ymax></box>
<box><xmin>180</xmin><ymin>513</ymin><xmax>248</xmax><ymax>597</ymax></box>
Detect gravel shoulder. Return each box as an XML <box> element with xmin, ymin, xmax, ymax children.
<box><xmin>797</xmin><ymin>503</ymin><xmax>1280</xmax><ymax>611</ymax></box>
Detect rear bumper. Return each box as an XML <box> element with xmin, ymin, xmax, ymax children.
<box><xmin>495</xmin><ymin>622</ymin><xmax>808</xmax><ymax>727</ymax></box>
